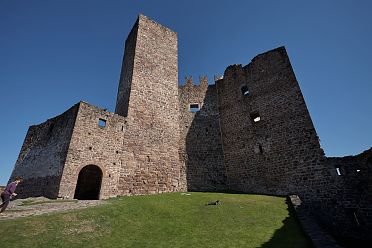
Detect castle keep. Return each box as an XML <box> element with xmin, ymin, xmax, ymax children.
<box><xmin>10</xmin><ymin>15</ymin><xmax>372</xmax><ymax>245</ymax></box>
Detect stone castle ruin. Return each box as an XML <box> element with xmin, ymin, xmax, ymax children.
<box><xmin>9</xmin><ymin>15</ymin><xmax>372</xmax><ymax>245</ymax></box>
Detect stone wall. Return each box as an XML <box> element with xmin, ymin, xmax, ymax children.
<box><xmin>115</xmin><ymin>14</ymin><xmax>183</xmax><ymax>194</ymax></box>
<box><xmin>179</xmin><ymin>76</ymin><xmax>227</xmax><ymax>191</ymax></box>
<box><xmin>216</xmin><ymin>47</ymin><xmax>326</xmax><ymax>197</ymax></box>
<box><xmin>114</xmin><ymin>16</ymin><xmax>138</xmax><ymax>117</ymax></box>
<box><xmin>9</xmin><ymin>104</ymin><xmax>78</xmax><ymax>198</ymax></box>
<box><xmin>58</xmin><ymin>102</ymin><xmax>126</xmax><ymax>199</ymax></box>
<box><xmin>317</xmin><ymin>148</ymin><xmax>372</xmax><ymax>246</ymax></box>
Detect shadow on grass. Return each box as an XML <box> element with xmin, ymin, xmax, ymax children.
<box><xmin>259</xmin><ymin>197</ymin><xmax>314</xmax><ymax>248</ymax></box>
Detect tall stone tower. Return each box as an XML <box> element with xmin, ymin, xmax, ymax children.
<box><xmin>115</xmin><ymin>15</ymin><xmax>183</xmax><ymax>194</ymax></box>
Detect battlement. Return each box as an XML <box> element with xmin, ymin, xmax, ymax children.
<box><xmin>180</xmin><ymin>76</ymin><xmax>209</xmax><ymax>88</ymax></box>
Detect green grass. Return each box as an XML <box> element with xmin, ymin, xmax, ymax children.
<box><xmin>0</xmin><ymin>192</ymin><xmax>312</xmax><ymax>248</ymax></box>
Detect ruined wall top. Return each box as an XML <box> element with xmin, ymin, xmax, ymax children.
<box><xmin>180</xmin><ymin>76</ymin><xmax>209</xmax><ymax>89</ymax></box>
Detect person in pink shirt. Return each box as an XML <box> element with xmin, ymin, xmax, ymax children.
<box><xmin>0</xmin><ymin>176</ymin><xmax>22</xmax><ymax>214</ymax></box>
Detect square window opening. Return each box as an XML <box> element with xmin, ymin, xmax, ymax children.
<box><xmin>241</xmin><ymin>86</ymin><xmax>250</xmax><ymax>96</ymax></box>
<box><xmin>98</xmin><ymin>118</ymin><xmax>106</xmax><ymax>127</ymax></box>
<box><xmin>250</xmin><ymin>112</ymin><xmax>261</xmax><ymax>123</ymax></box>
<box><xmin>189</xmin><ymin>103</ymin><xmax>200</xmax><ymax>113</ymax></box>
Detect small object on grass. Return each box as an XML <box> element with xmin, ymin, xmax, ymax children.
<box><xmin>206</xmin><ymin>200</ymin><xmax>220</xmax><ymax>206</ymax></box>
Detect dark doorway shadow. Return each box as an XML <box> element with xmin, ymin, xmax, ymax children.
<box><xmin>74</xmin><ymin>165</ymin><xmax>102</xmax><ymax>200</ymax></box>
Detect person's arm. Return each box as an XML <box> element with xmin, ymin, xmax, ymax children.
<box><xmin>8</xmin><ymin>183</ymin><xmax>17</xmax><ymax>195</ymax></box>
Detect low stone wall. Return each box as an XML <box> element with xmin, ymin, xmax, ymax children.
<box><xmin>289</xmin><ymin>195</ymin><xmax>341</xmax><ymax>248</ymax></box>
<box><xmin>315</xmin><ymin>148</ymin><xmax>372</xmax><ymax>246</ymax></box>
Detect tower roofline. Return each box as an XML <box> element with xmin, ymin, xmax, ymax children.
<box><xmin>137</xmin><ymin>13</ymin><xmax>177</xmax><ymax>34</ymax></box>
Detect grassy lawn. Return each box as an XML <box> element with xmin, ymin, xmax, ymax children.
<box><xmin>0</xmin><ymin>192</ymin><xmax>312</xmax><ymax>248</ymax></box>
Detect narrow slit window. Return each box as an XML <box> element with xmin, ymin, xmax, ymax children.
<box><xmin>98</xmin><ymin>118</ymin><xmax>106</xmax><ymax>127</ymax></box>
<box><xmin>336</xmin><ymin>167</ymin><xmax>341</xmax><ymax>176</ymax></box>
<box><xmin>241</xmin><ymin>86</ymin><xmax>250</xmax><ymax>96</ymax></box>
<box><xmin>189</xmin><ymin>104</ymin><xmax>200</xmax><ymax>113</ymax></box>
<box><xmin>259</xmin><ymin>145</ymin><xmax>263</xmax><ymax>154</ymax></box>
<box><xmin>250</xmin><ymin>112</ymin><xmax>261</xmax><ymax>123</ymax></box>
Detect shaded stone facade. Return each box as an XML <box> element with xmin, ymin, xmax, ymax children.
<box><xmin>9</xmin><ymin>14</ymin><xmax>372</xmax><ymax>246</ymax></box>
<box><xmin>320</xmin><ymin>150</ymin><xmax>372</xmax><ymax>246</ymax></box>
<box><xmin>11</xmin><ymin>105</ymin><xmax>78</xmax><ymax>198</ymax></box>
<box><xmin>179</xmin><ymin>77</ymin><xmax>227</xmax><ymax>192</ymax></box>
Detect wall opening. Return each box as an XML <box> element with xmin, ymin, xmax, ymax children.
<box><xmin>259</xmin><ymin>145</ymin><xmax>263</xmax><ymax>154</ymax></box>
<box><xmin>336</xmin><ymin>167</ymin><xmax>342</xmax><ymax>176</ymax></box>
<box><xmin>98</xmin><ymin>119</ymin><xmax>106</xmax><ymax>127</ymax></box>
<box><xmin>250</xmin><ymin>112</ymin><xmax>261</xmax><ymax>123</ymax></box>
<box><xmin>74</xmin><ymin>165</ymin><xmax>102</xmax><ymax>200</ymax></box>
<box><xmin>241</xmin><ymin>86</ymin><xmax>250</xmax><ymax>96</ymax></box>
<box><xmin>189</xmin><ymin>103</ymin><xmax>200</xmax><ymax>113</ymax></box>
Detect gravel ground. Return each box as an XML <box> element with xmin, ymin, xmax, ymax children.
<box><xmin>0</xmin><ymin>197</ymin><xmax>106</xmax><ymax>220</ymax></box>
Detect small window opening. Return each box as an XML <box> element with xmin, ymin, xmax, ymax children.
<box><xmin>116</xmin><ymin>151</ymin><xmax>119</xmax><ymax>154</ymax></box>
<box><xmin>121</xmin><ymin>126</ymin><xmax>124</xmax><ymax>131</ymax></box>
<box><xmin>98</xmin><ymin>119</ymin><xmax>106</xmax><ymax>127</ymax></box>
<box><xmin>241</xmin><ymin>86</ymin><xmax>250</xmax><ymax>96</ymax></box>
<box><xmin>189</xmin><ymin>104</ymin><xmax>200</xmax><ymax>113</ymax></box>
<box><xmin>250</xmin><ymin>112</ymin><xmax>261</xmax><ymax>123</ymax></box>
<box><xmin>353</xmin><ymin>212</ymin><xmax>360</xmax><ymax>226</ymax></box>
<box><xmin>336</xmin><ymin>167</ymin><xmax>341</xmax><ymax>176</ymax></box>
<box><xmin>88</xmin><ymin>146</ymin><xmax>92</xmax><ymax>150</ymax></box>
<box><xmin>259</xmin><ymin>145</ymin><xmax>263</xmax><ymax>154</ymax></box>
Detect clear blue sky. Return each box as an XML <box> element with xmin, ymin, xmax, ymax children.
<box><xmin>1</xmin><ymin>0</ymin><xmax>371</xmax><ymax>185</ymax></box>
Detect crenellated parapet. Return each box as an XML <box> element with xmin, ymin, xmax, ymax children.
<box><xmin>180</xmin><ymin>75</ymin><xmax>209</xmax><ymax>90</ymax></box>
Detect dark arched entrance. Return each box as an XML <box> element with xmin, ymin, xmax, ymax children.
<box><xmin>74</xmin><ymin>165</ymin><xmax>102</xmax><ymax>200</ymax></box>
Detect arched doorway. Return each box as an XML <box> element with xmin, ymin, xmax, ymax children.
<box><xmin>74</xmin><ymin>165</ymin><xmax>102</xmax><ymax>200</ymax></box>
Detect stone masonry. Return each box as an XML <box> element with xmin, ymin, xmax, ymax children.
<box><xmin>179</xmin><ymin>76</ymin><xmax>227</xmax><ymax>192</ymax></box>
<box><xmin>9</xmin><ymin>14</ymin><xmax>372</xmax><ymax>246</ymax></box>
